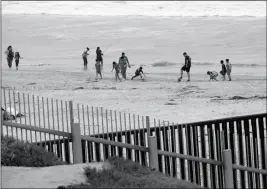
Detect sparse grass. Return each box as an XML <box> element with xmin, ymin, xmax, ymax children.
<box><xmin>1</xmin><ymin>136</ymin><xmax>65</xmax><ymax>167</ymax></box>
<box><xmin>62</xmin><ymin>156</ymin><xmax>204</xmax><ymax>188</ymax></box>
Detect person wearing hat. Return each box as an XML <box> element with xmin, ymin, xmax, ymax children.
<box><xmin>178</xmin><ymin>52</ymin><xmax>191</xmax><ymax>82</ymax></box>
<box><xmin>82</xmin><ymin>47</ymin><xmax>90</xmax><ymax>69</ymax></box>
<box><xmin>118</xmin><ymin>52</ymin><xmax>131</xmax><ymax>79</ymax></box>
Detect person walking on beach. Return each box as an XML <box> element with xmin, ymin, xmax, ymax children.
<box><xmin>14</xmin><ymin>51</ymin><xmax>22</xmax><ymax>70</ymax></box>
<box><xmin>225</xmin><ymin>59</ymin><xmax>232</xmax><ymax>81</ymax></box>
<box><xmin>207</xmin><ymin>71</ymin><xmax>218</xmax><ymax>81</ymax></box>
<box><xmin>111</xmin><ymin>61</ymin><xmax>121</xmax><ymax>81</ymax></box>
<box><xmin>82</xmin><ymin>47</ymin><xmax>90</xmax><ymax>69</ymax></box>
<box><xmin>118</xmin><ymin>52</ymin><xmax>131</xmax><ymax>80</ymax></box>
<box><xmin>131</xmin><ymin>66</ymin><xmax>145</xmax><ymax>80</ymax></box>
<box><xmin>178</xmin><ymin>52</ymin><xmax>191</xmax><ymax>82</ymax></box>
<box><xmin>220</xmin><ymin>60</ymin><xmax>227</xmax><ymax>81</ymax></box>
<box><xmin>95</xmin><ymin>59</ymin><xmax>102</xmax><ymax>80</ymax></box>
<box><xmin>96</xmin><ymin>47</ymin><xmax>103</xmax><ymax>70</ymax></box>
<box><xmin>5</xmin><ymin>46</ymin><xmax>14</xmax><ymax>69</ymax></box>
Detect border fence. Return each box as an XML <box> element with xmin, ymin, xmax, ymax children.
<box><xmin>1</xmin><ymin>88</ymin><xmax>267</xmax><ymax>189</ymax></box>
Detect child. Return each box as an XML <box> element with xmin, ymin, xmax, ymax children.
<box><xmin>207</xmin><ymin>71</ymin><xmax>218</xmax><ymax>81</ymax></box>
<box><xmin>220</xmin><ymin>60</ymin><xmax>227</xmax><ymax>81</ymax></box>
<box><xmin>225</xmin><ymin>59</ymin><xmax>232</xmax><ymax>81</ymax></box>
<box><xmin>14</xmin><ymin>51</ymin><xmax>21</xmax><ymax>70</ymax></box>
<box><xmin>131</xmin><ymin>67</ymin><xmax>145</xmax><ymax>80</ymax></box>
<box><xmin>82</xmin><ymin>47</ymin><xmax>90</xmax><ymax>69</ymax></box>
<box><xmin>95</xmin><ymin>59</ymin><xmax>102</xmax><ymax>80</ymax></box>
<box><xmin>111</xmin><ymin>61</ymin><xmax>121</xmax><ymax>81</ymax></box>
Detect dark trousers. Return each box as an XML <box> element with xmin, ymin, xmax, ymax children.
<box><xmin>7</xmin><ymin>58</ymin><xmax>13</xmax><ymax>68</ymax></box>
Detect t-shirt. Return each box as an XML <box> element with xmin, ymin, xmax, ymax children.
<box><xmin>135</xmin><ymin>68</ymin><xmax>143</xmax><ymax>75</ymax></box>
<box><xmin>82</xmin><ymin>50</ymin><xmax>88</xmax><ymax>58</ymax></box>
<box><xmin>6</xmin><ymin>50</ymin><xmax>14</xmax><ymax>59</ymax></box>
<box><xmin>222</xmin><ymin>64</ymin><xmax>227</xmax><ymax>74</ymax></box>
<box><xmin>210</xmin><ymin>71</ymin><xmax>218</xmax><ymax>78</ymax></box>
<box><xmin>113</xmin><ymin>64</ymin><xmax>120</xmax><ymax>73</ymax></box>
<box><xmin>15</xmin><ymin>52</ymin><xmax>20</xmax><ymax>60</ymax></box>
<box><xmin>226</xmin><ymin>62</ymin><xmax>232</xmax><ymax>71</ymax></box>
<box><xmin>96</xmin><ymin>49</ymin><xmax>103</xmax><ymax>59</ymax></box>
<box><xmin>119</xmin><ymin>56</ymin><xmax>129</xmax><ymax>66</ymax></box>
<box><xmin>185</xmin><ymin>55</ymin><xmax>191</xmax><ymax>67</ymax></box>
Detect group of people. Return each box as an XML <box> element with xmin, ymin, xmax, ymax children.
<box><xmin>4</xmin><ymin>44</ymin><xmax>232</xmax><ymax>82</ymax></box>
<box><xmin>82</xmin><ymin>47</ymin><xmax>145</xmax><ymax>81</ymax></box>
<box><xmin>207</xmin><ymin>59</ymin><xmax>232</xmax><ymax>81</ymax></box>
<box><xmin>4</xmin><ymin>46</ymin><xmax>22</xmax><ymax>70</ymax></box>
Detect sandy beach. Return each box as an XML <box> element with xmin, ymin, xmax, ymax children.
<box><xmin>2</xmin><ymin>14</ymin><xmax>266</xmax><ymax>124</ymax></box>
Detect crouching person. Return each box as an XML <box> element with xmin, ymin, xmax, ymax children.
<box><xmin>207</xmin><ymin>71</ymin><xmax>218</xmax><ymax>81</ymax></box>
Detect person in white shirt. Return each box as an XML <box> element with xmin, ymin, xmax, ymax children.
<box><xmin>225</xmin><ymin>59</ymin><xmax>232</xmax><ymax>81</ymax></box>
<box><xmin>207</xmin><ymin>71</ymin><xmax>219</xmax><ymax>81</ymax></box>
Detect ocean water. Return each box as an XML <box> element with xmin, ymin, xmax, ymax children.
<box><xmin>2</xmin><ymin>1</ymin><xmax>266</xmax><ymax>76</ymax></box>
<box><xmin>2</xmin><ymin>1</ymin><xmax>266</xmax><ymax>17</ymax></box>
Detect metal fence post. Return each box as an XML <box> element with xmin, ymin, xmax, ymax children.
<box><xmin>71</xmin><ymin>122</ymin><xmax>83</xmax><ymax>164</ymax></box>
<box><xmin>222</xmin><ymin>149</ymin><xmax>234</xmax><ymax>188</ymax></box>
<box><xmin>148</xmin><ymin>136</ymin><xmax>159</xmax><ymax>171</ymax></box>
<box><xmin>146</xmin><ymin>116</ymin><xmax>151</xmax><ymax>137</ymax></box>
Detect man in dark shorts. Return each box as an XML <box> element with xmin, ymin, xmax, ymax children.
<box><xmin>82</xmin><ymin>47</ymin><xmax>90</xmax><ymax>69</ymax></box>
<box><xmin>178</xmin><ymin>52</ymin><xmax>191</xmax><ymax>82</ymax></box>
<box><xmin>96</xmin><ymin>47</ymin><xmax>103</xmax><ymax>70</ymax></box>
<box><xmin>131</xmin><ymin>67</ymin><xmax>145</xmax><ymax>80</ymax></box>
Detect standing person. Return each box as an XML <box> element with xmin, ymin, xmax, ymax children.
<box><xmin>111</xmin><ymin>61</ymin><xmax>121</xmax><ymax>81</ymax></box>
<box><xmin>220</xmin><ymin>60</ymin><xmax>227</xmax><ymax>81</ymax></box>
<box><xmin>118</xmin><ymin>52</ymin><xmax>131</xmax><ymax>80</ymax></box>
<box><xmin>82</xmin><ymin>47</ymin><xmax>90</xmax><ymax>69</ymax></box>
<box><xmin>225</xmin><ymin>59</ymin><xmax>232</xmax><ymax>81</ymax></box>
<box><xmin>96</xmin><ymin>47</ymin><xmax>103</xmax><ymax>70</ymax></box>
<box><xmin>14</xmin><ymin>51</ymin><xmax>22</xmax><ymax>70</ymax></box>
<box><xmin>4</xmin><ymin>46</ymin><xmax>14</xmax><ymax>69</ymax></box>
<box><xmin>178</xmin><ymin>52</ymin><xmax>191</xmax><ymax>82</ymax></box>
<box><xmin>131</xmin><ymin>67</ymin><xmax>145</xmax><ymax>80</ymax></box>
<box><xmin>95</xmin><ymin>59</ymin><xmax>102</xmax><ymax>80</ymax></box>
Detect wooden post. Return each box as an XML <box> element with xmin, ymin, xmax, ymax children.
<box><xmin>69</xmin><ymin>101</ymin><xmax>74</xmax><ymax>127</ymax></box>
<box><xmin>222</xmin><ymin>149</ymin><xmax>234</xmax><ymax>188</ymax></box>
<box><xmin>146</xmin><ymin>116</ymin><xmax>151</xmax><ymax>137</ymax></box>
<box><xmin>148</xmin><ymin>136</ymin><xmax>159</xmax><ymax>171</ymax></box>
<box><xmin>71</xmin><ymin>123</ymin><xmax>82</xmax><ymax>164</ymax></box>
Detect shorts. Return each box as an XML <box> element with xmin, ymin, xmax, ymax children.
<box><xmin>83</xmin><ymin>57</ymin><xmax>88</xmax><ymax>65</ymax></box>
<box><xmin>95</xmin><ymin>62</ymin><xmax>101</xmax><ymax>74</ymax></box>
<box><xmin>220</xmin><ymin>71</ymin><xmax>226</xmax><ymax>76</ymax></box>
<box><xmin>96</xmin><ymin>57</ymin><xmax>103</xmax><ymax>62</ymax></box>
<box><xmin>181</xmin><ymin>65</ymin><xmax>191</xmax><ymax>72</ymax></box>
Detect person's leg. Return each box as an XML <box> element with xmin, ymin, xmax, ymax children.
<box><xmin>178</xmin><ymin>66</ymin><xmax>185</xmax><ymax>81</ymax></box>
<box><xmin>122</xmin><ymin>66</ymin><xmax>126</xmax><ymax>79</ymax></box>
<box><xmin>131</xmin><ymin>75</ymin><xmax>137</xmax><ymax>80</ymax></box>
<box><xmin>15</xmin><ymin>60</ymin><xmax>19</xmax><ymax>70</ymax></box>
<box><xmin>7</xmin><ymin>59</ymin><xmax>12</xmax><ymax>68</ymax></box>
<box><xmin>186</xmin><ymin>67</ymin><xmax>191</xmax><ymax>81</ymax></box>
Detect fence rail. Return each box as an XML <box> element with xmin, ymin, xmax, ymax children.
<box><xmin>1</xmin><ymin>88</ymin><xmax>267</xmax><ymax>189</ymax></box>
